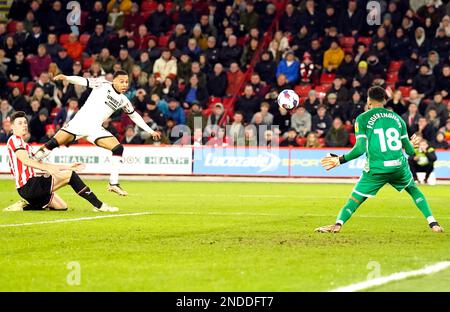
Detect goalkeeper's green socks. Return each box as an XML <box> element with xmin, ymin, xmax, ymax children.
<box><xmin>335</xmin><ymin>192</ymin><xmax>367</xmax><ymax>225</ymax></box>
<box><xmin>405</xmin><ymin>184</ymin><xmax>439</xmax><ymax>227</ymax></box>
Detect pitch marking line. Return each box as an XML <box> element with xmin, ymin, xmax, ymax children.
<box><xmin>0</xmin><ymin>212</ymin><xmax>152</xmax><ymax>228</ymax></box>
<box><xmin>330</xmin><ymin>261</ymin><xmax>450</xmax><ymax>292</ymax></box>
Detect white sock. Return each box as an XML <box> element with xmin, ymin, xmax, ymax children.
<box><xmin>110</xmin><ymin>156</ymin><xmax>122</xmax><ymax>185</ymax></box>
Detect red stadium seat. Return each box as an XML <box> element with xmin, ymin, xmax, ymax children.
<box><xmin>50</xmin><ymin>107</ymin><xmax>61</xmax><ymax>119</ymax></box>
<box><xmin>357</xmin><ymin>37</ymin><xmax>372</xmax><ymax>47</ymax></box>
<box><xmin>59</xmin><ymin>34</ymin><xmax>70</xmax><ymax>45</ymax></box>
<box><xmin>158</xmin><ymin>35</ymin><xmax>169</xmax><ymax>47</ymax></box>
<box><xmin>320</xmin><ymin>73</ymin><xmax>336</xmax><ymax>85</ymax></box>
<box><xmin>83</xmin><ymin>56</ymin><xmax>94</xmax><ymax>69</ymax></box>
<box><xmin>165</xmin><ymin>2</ymin><xmax>174</xmax><ymax>12</ymax></box>
<box><xmin>80</xmin><ymin>34</ymin><xmax>90</xmax><ymax>46</ymax></box>
<box><xmin>339</xmin><ymin>37</ymin><xmax>355</xmax><ymax>50</ymax></box>
<box><xmin>349</xmin><ymin>133</ymin><xmax>356</xmax><ymax>146</ymax></box>
<box><xmin>398</xmin><ymin>86</ymin><xmax>412</xmax><ymax>98</ymax></box>
<box><xmin>26</xmin><ymin>82</ymin><xmax>35</xmax><ymax>95</ymax></box>
<box><xmin>386</xmin><ymin>72</ymin><xmax>398</xmax><ymax>84</ymax></box>
<box><xmin>208</xmin><ymin>96</ymin><xmax>223</xmax><ymax>108</ymax></box>
<box><xmin>388</xmin><ymin>60</ymin><xmax>403</xmax><ymax>73</ymax></box>
<box><xmin>7</xmin><ymin>81</ymin><xmax>24</xmax><ymax>94</ymax></box>
<box><xmin>140</xmin><ymin>11</ymin><xmax>152</xmax><ymax>19</ymax></box>
<box><xmin>6</xmin><ymin>20</ymin><xmax>17</xmax><ymax>34</ymax></box>
<box><xmin>222</xmin><ymin>97</ymin><xmax>236</xmax><ymax>110</ymax></box>
<box><xmin>294</xmin><ymin>84</ymin><xmax>312</xmax><ymax>97</ymax></box>
<box><xmin>315</xmin><ymin>85</ymin><xmax>331</xmax><ymax>94</ymax></box>
<box><xmin>296</xmin><ymin>137</ymin><xmax>307</xmax><ymax>146</ymax></box>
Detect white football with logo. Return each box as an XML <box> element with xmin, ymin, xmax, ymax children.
<box><xmin>277</xmin><ymin>89</ymin><xmax>300</xmax><ymax>110</ymax></box>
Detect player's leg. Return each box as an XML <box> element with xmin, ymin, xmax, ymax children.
<box><xmin>315</xmin><ymin>172</ymin><xmax>384</xmax><ymax>233</ymax></box>
<box><xmin>33</xmin><ymin>130</ymin><xmax>76</xmax><ymax>160</ymax></box>
<box><xmin>392</xmin><ymin>166</ymin><xmax>443</xmax><ymax>232</ymax></box>
<box><xmin>94</xmin><ymin>135</ymin><xmax>128</xmax><ymax>196</ymax></box>
<box><xmin>46</xmin><ymin>193</ymin><xmax>68</xmax><ymax>210</ymax></box>
<box><xmin>51</xmin><ymin>170</ymin><xmax>119</xmax><ymax>212</ymax></box>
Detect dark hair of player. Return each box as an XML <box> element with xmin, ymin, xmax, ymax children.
<box><xmin>113</xmin><ymin>70</ymin><xmax>128</xmax><ymax>78</ymax></box>
<box><xmin>10</xmin><ymin>111</ymin><xmax>27</xmax><ymax>123</ymax></box>
<box><xmin>368</xmin><ymin>86</ymin><xmax>386</xmax><ymax>103</ymax></box>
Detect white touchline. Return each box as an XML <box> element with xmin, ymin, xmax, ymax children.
<box><xmin>0</xmin><ymin>212</ymin><xmax>153</xmax><ymax>228</ymax></box>
<box><xmin>330</xmin><ymin>261</ymin><xmax>450</xmax><ymax>292</ymax></box>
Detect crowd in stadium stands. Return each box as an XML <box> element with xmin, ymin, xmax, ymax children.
<box><xmin>0</xmin><ymin>0</ymin><xmax>449</xmax><ymax>149</ymax></box>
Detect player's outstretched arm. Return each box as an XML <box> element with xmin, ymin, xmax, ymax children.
<box><xmin>128</xmin><ymin>111</ymin><xmax>161</xmax><ymax>140</ymax></box>
<box><xmin>320</xmin><ymin>138</ymin><xmax>366</xmax><ymax>171</ymax></box>
<box><xmin>54</xmin><ymin>75</ymin><xmax>88</xmax><ymax>87</ymax></box>
<box><xmin>16</xmin><ymin>150</ymin><xmax>82</xmax><ymax>176</ymax></box>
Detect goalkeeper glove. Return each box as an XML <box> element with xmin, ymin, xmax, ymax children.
<box><xmin>320</xmin><ymin>153</ymin><xmax>347</xmax><ymax>171</ymax></box>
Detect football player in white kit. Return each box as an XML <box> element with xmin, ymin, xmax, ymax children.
<box><xmin>34</xmin><ymin>70</ymin><xmax>161</xmax><ymax>196</ymax></box>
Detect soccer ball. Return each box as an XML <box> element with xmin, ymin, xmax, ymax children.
<box><xmin>277</xmin><ymin>89</ymin><xmax>300</xmax><ymax>110</ymax></box>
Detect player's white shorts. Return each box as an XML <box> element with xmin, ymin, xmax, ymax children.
<box><xmin>61</xmin><ymin>119</ymin><xmax>114</xmax><ymax>145</ymax></box>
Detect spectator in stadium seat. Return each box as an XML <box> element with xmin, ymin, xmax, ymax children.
<box><xmin>329</xmin><ymin>76</ymin><xmax>349</xmax><ymax>105</ymax></box>
<box><xmin>229</xmin><ymin>111</ymin><xmax>245</xmax><ymax>146</ymax></box>
<box><xmin>434</xmin><ymin>132</ymin><xmax>448</xmax><ymax>149</ymax></box>
<box><xmin>177</xmin><ymin>53</ymin><xmax>192</xmax><ymax>84</ymax></box>
<box><xmin>169</xmin><ymin>24</ymin><xmax>190</xmax><ymax>51</ymax></box>
<box><xmin>241</xmin><ymin>38</ymin><xmax>259</xmax><ymax>69</ymax></box>
<box><xmin>353</xmin><ymin>42</ymin><xmax>367</xmax><ymax>65</ymax></box>
<box><xmin>338</xmin><ymin>0</ymin><xmax>363</xmax><ymax>37</ymax></box>
<box><xmin>385</xmin><ymin>89</ymin><xmax>407</xmax><ymax>116</ymax></box>
<box><xmin>253</xmin><ymin>102</ymin><xmax>273</xmax><ymax>126</ymax></box>
<box><xmin>95</xmin><ymin>48</ymin><xmax>116</xmax><ymax>74</ymax></box>
<box><xmin>87</xmin><ymin>1</ymin><xmax>108</xmax><ymax>33</ymax></box>
<box><xmin>106</xmin><ymin>5</ymin><xmax>125</xmax><ymax>32</ymax></box>
<box><xmin>186</xmin><ymin>102</ymin><xmax>206</xmax><ymax>133</ymax></box>
<box><xmin>0</xmin><ymin>99</ymin><xmax>14</xmax><ymax>123</ymax></box>
<box><xmin>53</xmin><ymin>97</ymin><xmax>78</xmax><ymax>130</ymax></box>
<box><xmin>129</xmin><ymin>65</ymin><xmax>148</xmax><ymax>90</ymax></box>
<box><xmin>7</xmin><ymin>50</ymin><xmax>30</xmax><ymax>83</ymax></box>
<box><xmin>199</xmin><ymin>14</ymin><xmax>218</xmax><ymax>38</ymax></box>
<box><xmin>408</xmin><ymin>138</ymin><xmax>437</xmax><ymax>184</ymax></box>
<box><xmin>291</xmin><ymin>26</ymin><xmax>311</xmax><ymax>60</ymax></box>
<box><xmin>276</xmin><ymin>51</ymin><xmax>299</xmax><ymax>85</ymax></box>
<box><xmin>322</xmin><ymin>26</ymin><xmax>339</xmax><ymax>51</ymax></box>
<box><xmin>207</xmin><ymin>63</ymin><xmax>228</xmax><ymax>98</ymax></box>
<box><xmin>125</xmin><ymin>38</ymin><xmax>140</xmax><ymax>62</ymax></box>
<box><xmin>303</xmin><ymin>90</ymin><xmax>320</xmax><ymax>116</ymax></box>
<box><xmin>145</xmin><ymin>99</ymin><xmax>166</xmax><ymax>130</ymax></box>
<box><xmin>235</xmin><ymin>84</ymin><xmax>261</xmax><ymax>124</ymax></box>
<box><xmin>107</xmin><ymin>0</ymin><xmax>132</xmax><ymax>14</ymax></box>
<box><xmin>323</xmin><ymin>41</ymin><xmax>344</xmax><ymax>73</ymax></box>
<box><xmin>3</xmin><ymin>36</ymin><xmax>17</xmax><ymax>61</ymax></box>
<box><xmin>291</xmin><ymin>106</ymin><xmax>311</xmax><ymax>137</ymax></box>
<box><xmin>402</xmin><ymin>102</ymin><xmax>422</xmax><ymax>135</ymax></box>
<box><xmin>322</xmin><ymin>5</ymin><xmax>338</xmax><ymax>34</ymax></box>
<box><xmin>305</xmin><ymin>131</ymin><xmax>322</xmax><ymax>148</ymax></box>
<box><xmin>239</xmin><ymin>1</ymin><xmax>259</xmax><ymax>34</ymax></box>
<box><xmin>178</xmin><ymin>1</ymin><xmax>198</xmax><ymax>33</ymax></box>
<box><xmin>86</xmin><ymin>24</ymin><xmax>109</xmax><ymax>56</ymax></box>
<box><xmin>159</xmin><ymin>99</ymin><xmax>186</xmax><ymax>126</ymax></box>
<box><xmin>426</xmin><ymin>108</ymin><xmax>441</xmax><ymax>131</ymax></box>
<box><xmin>348</xmin><ymin>91</ymin><xmax>366</xmax><ymax>125</ymax></box>
<box><xmin>44</xmin><ymin>33</ymin><xmax>62</xmax><ymax>60</ymax></box>
<box><xmin>121</xmin><ymin>125</ymin><xmax>143</xmax><ymax>144</ymax></box>
<box><xmin>299</xmin><ymin>52</ymin><xmax>315</xmax><ymax>85</ymax></box>
<box><xmin>312</xmin><ymin>105</ymin><xmax>332</xmax><ymax>138</ymax></box>
<box><xmin>192</xmin><ymin>127</ymin><xmax>206</xmax><ymax>146</ymax></box>
<box><xmin>279</xmin><ymin>3</ymin><xmax>300</xmax><ymax>34</ymax></box>
<box><xmin>390</xmin><ymin>28</ymin><xmax>411</xmax><ymax>61</ymax></box>
<box><xmin>412</xmin><ymin>63</ymin><xmax>436</xmax><ymax>100</ymax></box>
<box><xmin>273</xmin><ymin>105</ymin><xmax>291</xmax><ymax>135</ymax></box>
<box><xmin>372</xmin><ymin>40</ymin><xmax>390</xmax><ymax>69</ymax></box>
<box><xmin>123</xmin><ymin>3</ymin><xmax>144</xmax><ymax>33</ymax></box>
<box><xmin>12</xmin><ymin>22</ymin><xmax>29</xmax><ymax>52</ymax></box>
<box><xmin>366</xmin><ymin>53</ymin><xmax>386</xmax><ymax>80</ymax></box>
<box><xmin>426</xmin><ymin>93</ymin><xmax>448</xmax><ymax>126</ymax></box>
<box><xmin>204</xmin><ymin>36</ymin><xmax>221</xmax><ymax>66</ymax></box>
<box><xmin>0</xmin><ymin>119</ymin><xmax>12</xmax><ymax>143</ymax></box>
<box><xmin>206</xmin><ymin>103</ymin><xmax>229</xmax><ymax>133</ymax></box>
<box><xmin>29</xmin><ymin>44</ymin><xmax>51</xmax><ymax>81</ymax></box>
<box><xmin>280</xmin><ymin>128</ymin><xmax>299</xmax><ymax>147</ymax></box>
<box><xmin>222</xmin><ymin>5</ymin><xmax>240</xmax><ymax>34</ymax></box>
<box><xmin>28</xmin><ymin>107</ymin><xmax>49</xmax><ymax>143</ymax></box>
<box><xmin>336</xmin><ymin>53</ymin><xmax>357</xmax><ymax>88</ymax></box>
<box><xmin>220</xmin><ymin>35</ymin><xmax>243</xmax><ymax>68</ymax></box>
<box><xmin>47</xmin><ymin>1</ymin><xmax>70</xmax><ymax>35</ymax></box>
<box><xmin>63</xmin><ymin>34</ymin><xmax>83</xmax><ymax>62</ymax></box>
<box><xmin>435</xmin><ymin>64</ymin><xmax>450</xmax><ymax>99</ymax></box>
<box><xmin>8</xmin><ymin>87</ymin><xmax>28</xmax><ymax>113</ymax></box>
<box><xmin>325</xmin><ymin>117</ymin><xmax>349</xmax><ymax>147</ymax></box>
<box><xmin>397</xmin><ymin>50</ymin><xmax>420</xmax><ymax>87</ymax></box>
<box><xmin>184</xmin><ymin>38</ymin><xmax>202</xmax><ymax>63</ymax></box>
<box><xmin>27</xmin><ymin>23</ymin><xmax>46</xmax><ymax>56</ymax></box>
<box><xmin>249</xmin><ymin>73</ymin><xmax>268</xmax><ymax>98</ymax></box>
<box><xmin>417</xmin><ymin>117</ymin><xmax>437</xmax><ymax>143</ymax></box>
<box><xmin>107</xmin><ymin>29</ymin><xmax>128</xmax><ymax>57</ymax></box>
<box><xmin>254</xmin><ymin>51</ymin><xmax>277</xmax><ymax>85</ymax></box>
<box><xmin>181</xmin><ymin>74</ymin><xmax>208</xmax><ymax>109</ymax></box>
<box><xmin>411</xmin><ymin>27</ymin><xmax>430</xmax><ymax>58</ymax></box>
<box><xmin>157</xmin><ymin>77</ymin><xmax>179</xmax><ymax>102</ymax></box>
<box><xmin>226</xmin><ymin>62</ymin><xmax>245</xmax><ymax>96</ymax></box>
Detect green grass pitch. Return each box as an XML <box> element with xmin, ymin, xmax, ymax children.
<box><xmin>0</xmin><ymin>180</ymin><xmax>449</xmax><ymax>291</ymax></box>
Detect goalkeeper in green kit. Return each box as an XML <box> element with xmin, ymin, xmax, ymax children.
<box><xmin>316</xmin><ymin>86</ymin><xmax>443</xmax><ymax>233</ymax></box>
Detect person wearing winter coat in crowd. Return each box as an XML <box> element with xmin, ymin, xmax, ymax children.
<box><xmin>276</xmin><ymin>51</ymin><xmax>300</xmax><ymax>84</ymax></box>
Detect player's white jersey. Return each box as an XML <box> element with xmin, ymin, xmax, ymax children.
<box><xmin>70</xmin><ymin>77</ymin><xmax>134</xmax><ymax>127</ymax></box>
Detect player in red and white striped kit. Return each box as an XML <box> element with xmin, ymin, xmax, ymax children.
<box><xmin>4</xmin><ymin>111</ymin><xmax>118</xmax><ymax>212</ymax></box>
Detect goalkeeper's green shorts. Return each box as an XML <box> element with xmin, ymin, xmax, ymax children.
<box><xmin>353</xmin><ymin>165</ymin><xmax>414</xmax><ymax>198</ymax></box>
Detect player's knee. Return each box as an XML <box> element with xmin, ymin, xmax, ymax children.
<box><xmin>112</xmin><ymin>144</ymin><xmax>124</xmax><ymax>157</ymax></box>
